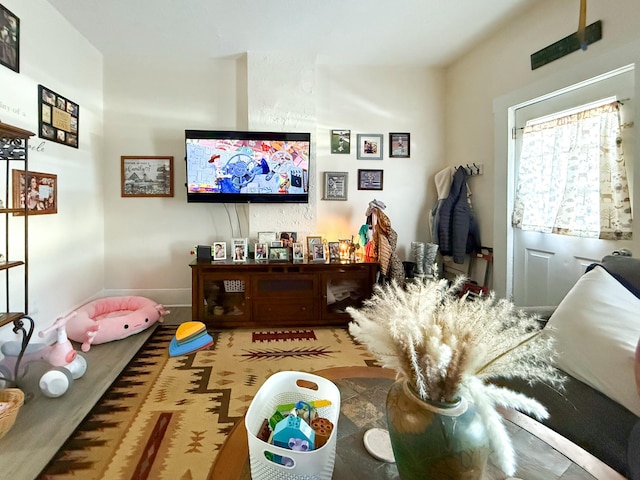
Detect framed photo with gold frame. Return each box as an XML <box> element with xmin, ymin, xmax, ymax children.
<box><xmin>121</xmin><ymin>156</ymin><xmax>174</xmax><ymax>197</ymax></box>
<box><xmin>12</xmin><ymin>169</ymin><xmax>57</xmax><ymax>215</ymax></box>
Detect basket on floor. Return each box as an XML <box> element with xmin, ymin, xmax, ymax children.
<box><xmin>0</xmin><ymin>388</ymin><xmax>25</xmax><ymax>439</ymax></box>
<box><xmin>245</xmin><ymin>371</ymin><xmax>341</xmax><ymax>480</ymax></box>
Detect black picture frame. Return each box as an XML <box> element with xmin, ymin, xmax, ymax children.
<box><xmin>389</xmin><ymin>133</ymin><xmax>410</xmax><ymax>158</ymax></box>
<box><xmin>358</xmin><ymin>169</ymin><xmax>384</xmax><ymax>190</ymax></box>
<box><xmin>0</xmin><ymin>4</ymin><xmax>19</xmax><ymax>73</ymax></box>
<box><xmin>38</xmin><ymin>85</ymin><xmax>79</xmax><ymax>148</ymax></box>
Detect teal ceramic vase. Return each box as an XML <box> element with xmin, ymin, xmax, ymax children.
<box><xmin>386</xmin><ymin>380</ymin><xmax>491</xmax><ymax>480</ymax></box>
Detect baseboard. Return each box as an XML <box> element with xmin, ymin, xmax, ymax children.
<box><xmin>100</xmin><ymin>287</ymin><xmax>192</xmax><ymax>307</ymax></box>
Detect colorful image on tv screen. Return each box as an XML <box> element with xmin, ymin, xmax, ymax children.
<box><xmin>186</xmin><ymin>138</ymin><xmax>309</xmax><ymax>195</ymax></box>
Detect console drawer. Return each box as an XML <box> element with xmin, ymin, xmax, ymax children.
<box><xmin>252</xmin><ymin>274</ymin><xmax>317</xmax><ymax>298</ymax></box>
<box><xmin>252</xmin><ymin>299</ymin><xmax>317</xmax><ymax>323</ymax></box>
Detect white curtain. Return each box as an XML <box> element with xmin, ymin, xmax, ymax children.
<box><xmin>512</xmin><ymin>101</ymin><xmax>632</xmax><ymax>240</ymax></box>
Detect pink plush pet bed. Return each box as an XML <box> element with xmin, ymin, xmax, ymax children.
<box><xmin>66</xmin><ymin>296</ymin><xmax>169</xmax><ymax>352</ymax></box>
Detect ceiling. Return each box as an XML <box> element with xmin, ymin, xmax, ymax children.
<box><xmin>46</xmin><ymin>0</ymin><xmax>536</xmax><ymax>67</ymax></box>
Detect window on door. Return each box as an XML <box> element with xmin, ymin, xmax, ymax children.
<box><xmin>512</xmin><ymin>99</ymin><xmax>632</xmax><ymax>240</ymax></box>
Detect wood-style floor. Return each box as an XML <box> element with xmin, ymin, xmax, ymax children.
<box><xmin>0</xmin><ymin>306</ymin><xmax>191</xmax><ymax>480</ymax></box>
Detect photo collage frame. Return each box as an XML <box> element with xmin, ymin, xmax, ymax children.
<box><xmin>38</xmin><ymin>84</ymin><xmax>79</xmax><ymax>148</ymax></box>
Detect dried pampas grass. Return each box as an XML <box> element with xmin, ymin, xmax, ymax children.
<box><xmin>347</xmin><ymin>276</ymin><xmax>565</xmax><ymax>476</ymax></box>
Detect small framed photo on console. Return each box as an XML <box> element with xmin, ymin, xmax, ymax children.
<box><xmin>292</xmin><ymin>242</ymin><xmax>304</xmax><ymax>261</ymax></box>
<box><xmin>306</xmin><ymin>236</ymin><xmax>323</xmax><ymax>259</ymax></box>
<box><xmin>254</xmin><ymin>243</ymin><xmax>268</xmax><ymax>260</ymax></box>
<box><xmin>213</xmin><ymin>242</ymin><xmax>226</xmax><ymax>260</ymax></box>
<box><xmin>269</xmin><ymin>247</ymin><xmax>290</xmax><ymax>262</ymax></box>
<box><xmin>232</xmin><ymin>238</ymin><xmax>248</xmax><ymax>262</ymax></box>
<box><xmin>311</xmin><ymin>243</ymin><xmax>326</xmax><ymax>262</ymax></box>
<box><xmin>328</xmin><ymin>242</ymin><xmax>340</xmax><ymax>261</ymax></box>
<box><xmin>258</xmin><ymin>231</ymin><xmax>277</xmax><ymax>244</ymax></box>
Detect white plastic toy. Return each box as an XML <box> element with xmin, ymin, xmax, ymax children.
<box><xmin>0</xmin><ymin>312</ymin><xmax>87</xmax><ymax>398</ymax></box>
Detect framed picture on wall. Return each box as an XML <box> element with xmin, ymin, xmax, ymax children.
<box><xmin>357</xmin><ymin>169</ymin><xmax>384</xmax><ymax>190</ymax></box>
<box><xmin>38</xmin><ymin>85</ymin><xmax>79</xmax><ymax>148</ymax></box>
<box><xmin>356</xmin><ymin>134</ymin><xmax>383</xmax><ymax>160</ymax></box>
<box><xmin>322</xmin><ymin>172</ymin><xmax>348</xmax><ymax>201</ymax></box>
<box><xmin>12</xmin><ymin>169</ymin><xmax>57</xmax><ymax>215</ymax></box>
<box><xmin>389</xmin><ymin>132</ymin><xmax>410</xmax><ymax>158</ymax></box>
<box><xmin>330</xmin><ymin>129</ymin><xmax>350</xmax><ymax>154</ymax></box>
<box><xmin>121</xmin><ymin>156</ymin><xmax>174</xmax><ymax>197</ymax></box>
<box><xmin>0</xmin><ymin>4</ymin><xmax>19</xmax><ymax>73</ymax></box>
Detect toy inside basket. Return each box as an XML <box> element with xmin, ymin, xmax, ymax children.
<box><xmin>0</xmin><ymin>388</ymin><xmax>24</xmax><ymax>439</ymax></box>
<box><xmin>245</xmin><ymin>371</ymin><xmax>341</xmax><ymax>480</ymax></box>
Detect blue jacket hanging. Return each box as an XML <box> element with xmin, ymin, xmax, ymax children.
<box><xmin>437</xmin><ymin>168</ymin><xmax>481</xmax><ymax>263</ymax></box>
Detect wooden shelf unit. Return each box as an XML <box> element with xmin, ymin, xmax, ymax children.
<box><xmin>0</xmin><ymin>121</ymin><xmax>33</xmax><ymax>328</ymax></box>
<box><xmin>190</xmin><ymin>259</ymin><xmax>379</xmax><ymax>328</ymax></box>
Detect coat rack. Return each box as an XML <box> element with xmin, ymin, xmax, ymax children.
<box><xmin>455</xmin><ymin>163</ymin><xmax>483</xmax><ymax>176</ymax></box>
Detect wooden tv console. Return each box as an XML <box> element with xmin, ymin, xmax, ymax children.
<box><xmin>190</xmin><ymin>259</ymin><xmax>379</xmax><ymax>328</ymax></box>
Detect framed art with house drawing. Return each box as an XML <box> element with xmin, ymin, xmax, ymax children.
<box><xmin>121</xmin><ymin>156</ymin><xmax>174</xmax><ymax>197</ymax></box>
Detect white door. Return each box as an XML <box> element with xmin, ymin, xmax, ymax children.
<box><xmin>512</xmin><ymin>68</ymin><xmax>634</xmax><ymax>306</ymax></box>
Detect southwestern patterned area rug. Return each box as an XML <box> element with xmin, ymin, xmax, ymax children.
<box><xmin>37</xmin><ymin>325</ymin><xmax>378</xmax><ymax>480</ymax></box>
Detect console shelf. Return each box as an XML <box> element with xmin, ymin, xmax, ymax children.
<box><xmin>190</xmin><ymin>259</ymin><xmax>378</xmax><ymax>328</ymax></box>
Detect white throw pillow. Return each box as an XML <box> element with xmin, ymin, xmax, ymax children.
<box><xmin>546</xmin><ymin>265</ymin><xmax>640</xmax><ymax>417</ymax></box>
<box><xmin>636</xmin><ymin>338</ymin><xmax>640</xmax><ymax>399</ymax></box>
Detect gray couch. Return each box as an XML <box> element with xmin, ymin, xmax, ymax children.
<box><xmin>498</xmin><ymin>254</ymin><xmax>640</xmax><ymax>479</ymax></box>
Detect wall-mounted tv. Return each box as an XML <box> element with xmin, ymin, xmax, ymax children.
<box><xmin>185</xmin><ymin>130</ymin><xmax>310</xmax><ymax>204</ymax></box>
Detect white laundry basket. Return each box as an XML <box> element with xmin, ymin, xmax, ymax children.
<box><xmin>245</xmin><ymin>371</ymin><xmax>341</xmax><ymax>480</ymax></box>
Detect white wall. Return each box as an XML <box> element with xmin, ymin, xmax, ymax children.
<box><xmin>100</xmin><ymin>56</ymin><xmax>445</xmax><ymax>305</ymax></box>
<box><xmin>102</xmin><ymin>56</ymin><xmax>241</xmax><ymax>305</ymax></box>
<box><xmin>0</xmin><ymin>0</ymin><xmax>104</xmax><ymax>341</ymax></box>
<box><xmin>316</xmin><ymin>65</ymin><xmax>445</xmax><ymax>259</ymax></box>
<box><xmin>445</xmin><ymin>0</ymin><xmax>640</xmax><ymax>296</ymax></box>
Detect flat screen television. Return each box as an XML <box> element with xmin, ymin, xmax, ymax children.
<box><xmin>185</xmin><ymin>129</ymin><xmax>310</xmax><ymax>203</ymax></box>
